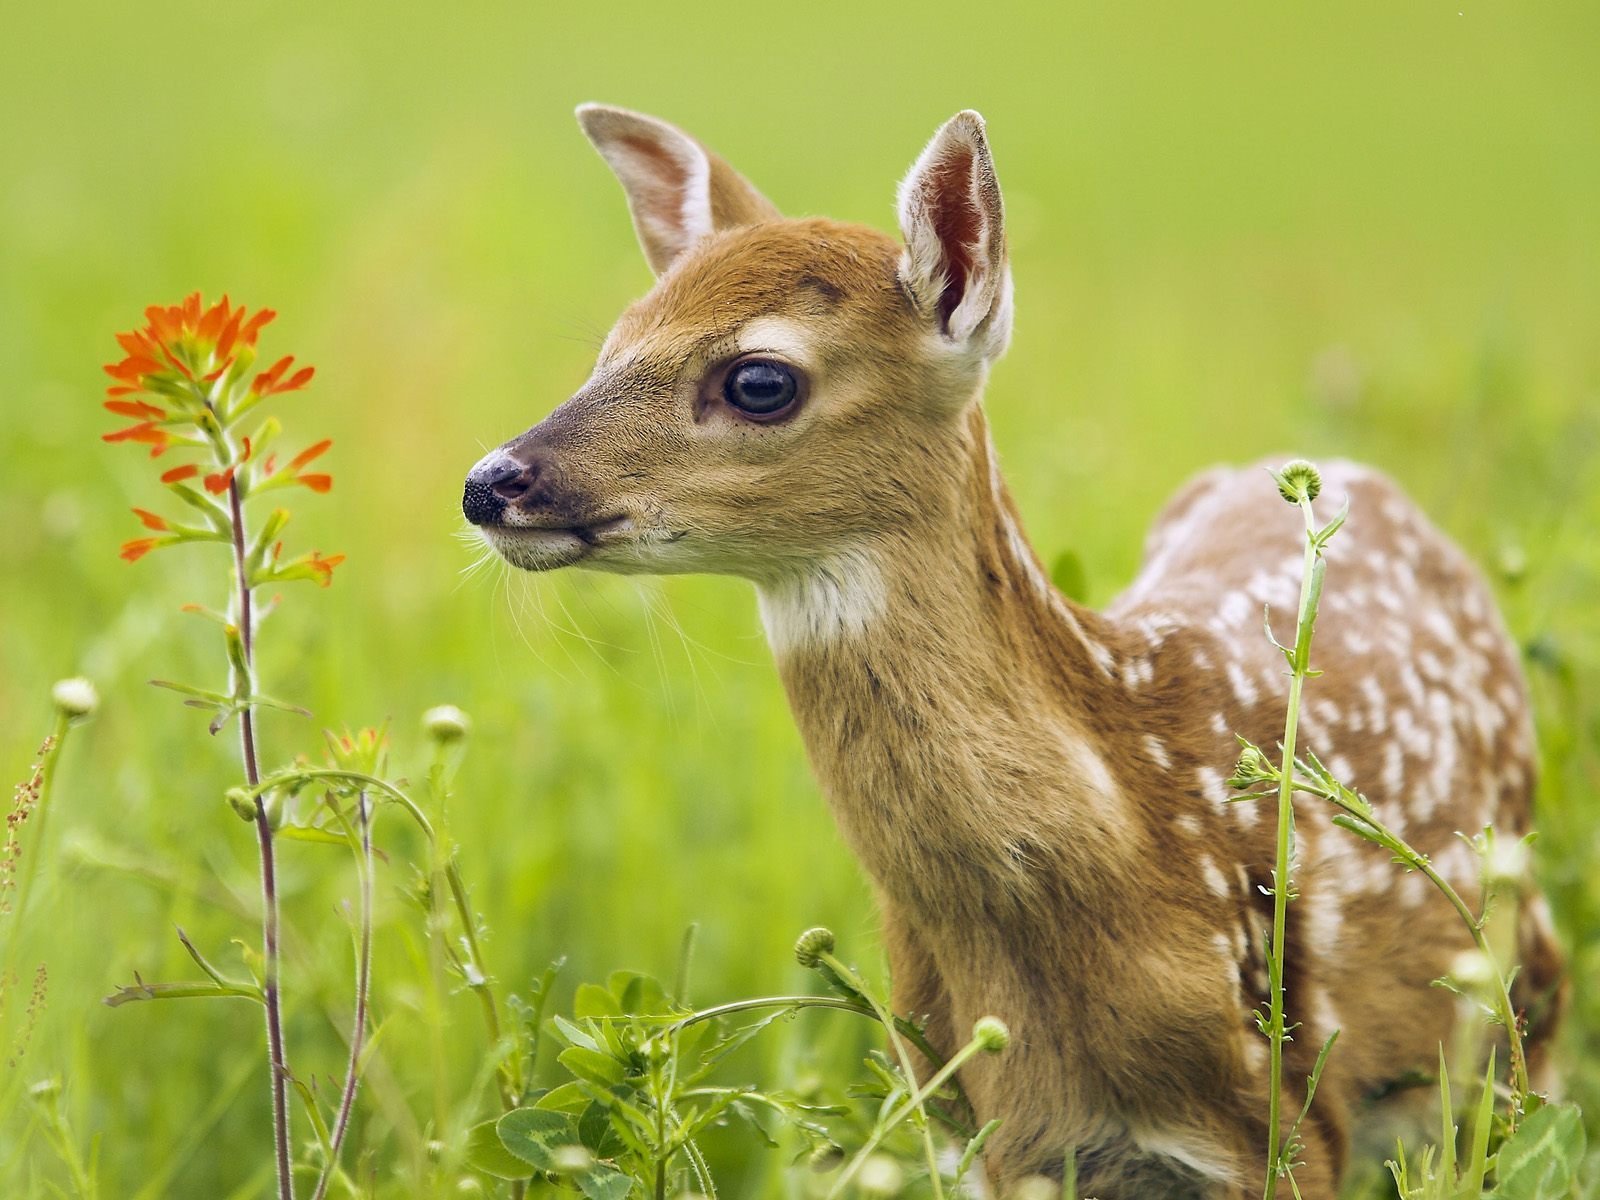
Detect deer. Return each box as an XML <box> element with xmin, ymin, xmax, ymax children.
<box><xmin>461</xmin><ymin>105</ymin><xmax>1565</xmax><ymax>1198</ymax></box>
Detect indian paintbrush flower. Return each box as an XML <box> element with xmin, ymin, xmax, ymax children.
<box><xmin>103</xmin><ymin>292</ymin><xmax>342</xmax><ymax>589</ymax></box>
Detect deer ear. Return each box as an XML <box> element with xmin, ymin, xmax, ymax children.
<box><xmin>896</xmin><ymin>110</ymin><xmax>1012</xmax><ymax>359</ymax></box>
<box><xmin>576</xmin><ymin>104</ymin><xmax>781</xmax><ymax>276</ymax></box>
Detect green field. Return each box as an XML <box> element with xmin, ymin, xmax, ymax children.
<box><xmin>2</xmin><ymin>2</ymin><xmax>1598</xmax><ymax>1195</ymax></box>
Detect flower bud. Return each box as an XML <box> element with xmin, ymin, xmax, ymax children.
<box><xmin>226</xmin><ymin>787</ymin><xmax>259</xmax><ymax>822</ymax></box>
<box><xmin>51</xmin><ymin>677</ymin><xmax>99</xmax><ymax>720</ymax></box>
<box><xmin>28</xmin><ymin>1078</ymin><xmax>61</xmax><ymax>1102</ymax></box>
<box><xmin>1227</xmin><ymin>743</ymin><xmax>1277</xmax><ymax>790</ymax></box>
<box><xmin>551</xmin><ymin>1145</ymin><xmax>595</xmax><ymax>1175</ymax></box>
<box><xmin>858</xmin><ymin>1154</ymin><xmax>903</xmax><ymax>1196</ymax></box>
<box><xmin>423</xmin><ymin>704</ymin><xmax>470</xmax><ymax>744</ymax></box>
<box><xmin>808</xmin><ymin>1143</ymin><xmax>845</xmax><ymax>1172</ymax></box>
<box><xmin>973</xmin><ymin>1016</ymin><xmax>1010</xmax><ymax>1053</ymax></box>
<box><xmin>794</xmin><ymin>926</ymin><xmax>836</xmax><ymax>968</ymax></box>
<box><xmin>1274</xmin><ymin>459</ymin><xmax>1322</xmax><ymax>504</ymax></box>
<box><xmin>1484</xmin><ymin>836</ymin><xmax>1529</xmax><ymax>892</ymax></box>
<box><xmin>1449</xmin><ymin>949</ymin><xmax>1496</xmax><ymax>992</ymax></box>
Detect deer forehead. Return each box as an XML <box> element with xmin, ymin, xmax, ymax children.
<box><xmin>602</xmin><ymin>219</ymin><xmax>912</xmax><ymax>357</ymax></box>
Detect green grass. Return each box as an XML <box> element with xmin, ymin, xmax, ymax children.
<box><xmin>2</xmin><ymin>1</ymin><xmax>1598</xmax><ymax>1195</ymax></box>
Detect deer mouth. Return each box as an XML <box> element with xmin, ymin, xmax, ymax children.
<box><xmin>479</xmin><ymin>514</ymin><xmax>634</xmax><ymax>572</ymax></box>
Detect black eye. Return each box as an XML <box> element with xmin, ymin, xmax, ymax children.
<box><xmin>723</xmin><ymin>359</ymin><xmax>798</xmax><ymax>417</ymax></box>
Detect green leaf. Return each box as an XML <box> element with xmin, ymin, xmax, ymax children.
<box><xmin>1049</xmin><ymin>549</ymin><xmax>1088</xmax><ymax>602</ymax></box>
<box><xmin>534</xmin><ymin>1081</ymin><xmax>590</xmax><ymax>1112</ymax></box>
<box><xmin>1492</xmin><ymin>1102</ymin><xmax>1585</xmax><ymax>1199</ymax></box>
<box><xmin>464</xmin><ymin>1119</ymin><xmax>534</xmax><ymax>1180</ymax></box>
<box><xmin>574</xmin><ymin>982</ymin><xmax>623</xmax><ymax>1019</ymax></box>
<box><xmin>576</xmin><ymin>1164</ymin><xmax>633</xmax><ymax>1200</ymax></box>
<box><xmin>496</xmin><ymin>1107</ymin><xmax>582</xmax><ymax>1170</ymax></box>
<box><xmin>578</xmin><ymin>1100</ymin><xmax>627</xmax><ymax>1159</ymax></box>
<box><xmin>559</xmin><ymin>1044</ymin><xmax>627</xmax><ymax>1087</ymax></box>
<box><xmin>553</xmin><ymin>1013</ymin><xmax>602</xmax><ymax>1053</ymax></box>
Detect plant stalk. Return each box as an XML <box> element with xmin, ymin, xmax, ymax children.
<box><xmin>229</xmin><ymin>474</ymin><xmax>295</xmax><ymax>1200</ymax></box>
<box><xmin>1262</xmin><ymin>492</ymin><xmax>1319</xmax><ymax>1200</ymax></box>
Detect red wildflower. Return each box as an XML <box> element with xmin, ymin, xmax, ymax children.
<box><xmin>102</xmin><ymin>422</ymin><xmax>171</xmax><ymax>450</ymax></box>
<box><xmin>204</xmin><ymin>465</ymin><xmax>237</xmax><ymax>495</ymax></box>
<box><xmin>120</xmin><ymin>538</ymin><xmax>158</xmax><ymax>563</ymax></box>
<box><xmin>131</xmin><ymin>508</ymin><xmax>169</xmax><ymax>532</ymax></box>
<box><xmin>103</xmin><ymin>292</ymin><xmax>286</xmax><ymax>404</ymax></box>
<box><xmin>297</xmin><ymin>474</ymin><xmax>333</xmax><ymax>494</ymax></box>
<box><xmin>160</xmin><ymin>464</ymin><xmax>200</xmax><ymax>484</ymax></box>
<box><xmin>287</xmin><ymin>439</ymin><xmax>331</xmax><ymax>471</ymax></box>
<box><xmin>253</xmin><ymin>357</ymin><xmax>314</xmax><ymax>399</ymax></box>
<box><xmin>307</xmin><ymin>552</ymin><xmax>345</xmax><ymax>587</ymax></box>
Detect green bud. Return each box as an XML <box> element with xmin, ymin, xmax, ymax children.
<box><xmin>51</xmin><ymin>677</ymin><xmax>99</xmax><ymax>719</ymax></box>
<box><xmin>857</xmin><ymin>1154</ymin><xmax>903</xmax><ymax>1196</ymax></box>
<box><xmin>808</xmin><ymin>1143</ymin><xmax>845</xmax><ymax>1172</ymax></box>
<box><xmin>1274</xmin><ymin>459</ymin><xmax>1322</xmax><ymax>504</ymax></box>
<box><xmin>423</xmin><ymin>704</ymin><xmax>471</xmax><ymax>743</ymax></box>
<box><xmin>973</xmin><ymin>1016</ymin><xmax>1010</xmax><ymax>1053</ymax></box>
<box><xmin>1483</xmin><ymin>835</ymin><xmax>1529</xmax><ymax>891</ymax></box>
<box><xmin>28</xmin><ymin>1078</ymin><xmax>61</xmax><ymax>1102</ymax></box>
<box><xmin>794</xmin><ymin>926</ymin><xmax>836</xmax><ymax>968</ymax></box>
<box><xmin>1449</xmin><ymin>949</ymin><xmax>1496</xmax><ymax>992</ymax></box>
<box><xmin>551</xmin><ymin>1145</ymin><xmax>595</xmax><ymax>1175</ymax></box>
<box><xmin>1226</xmin><ymin>743</ymin><xmax>1277</xmax><ymax>790</ymax></box>
<box><xmin>226</xmin><ymin>787</ymin><xmax>259</xmax><ymax>822</ymax></box>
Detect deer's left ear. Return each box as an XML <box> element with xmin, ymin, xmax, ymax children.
<box><xmin>896</xmin><ymin>110</ymin><xmax>1012</xmax><ymax>360</ymax></box>
<box><xmin>577</xmin><ymin>104</ymin><xmax>781</xmax><ymax>277</ymax></box>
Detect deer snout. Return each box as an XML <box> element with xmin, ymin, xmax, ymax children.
<box><xmin>462</xmin><ymin>450</ymin><xmax>536</xmax><ymax>526</ymax></box>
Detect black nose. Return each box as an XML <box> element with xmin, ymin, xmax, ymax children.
<box><xmin>462</xmin><ymin>453</ymin><xmax>535</xmax><ymax>526</ymax></box>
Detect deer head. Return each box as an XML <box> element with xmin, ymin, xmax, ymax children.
<box><xmin>463</xmin><ymin>105</ymin><xmax>1013</xmax><ymax>594</ymax></box>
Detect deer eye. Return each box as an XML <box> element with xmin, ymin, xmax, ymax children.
<box><xmin>723</xmin><ymin>359</ymin><xmax>799</xmax><ymax>418</ymax></box>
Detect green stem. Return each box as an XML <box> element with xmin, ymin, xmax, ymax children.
<box><xmin>827</xmin><ymin>1033</ymin><xmax>991</xmax><ymax>1200</ymax></box>
<box><xmin>1262</xmin><ymin>493</ymin><xmax>1319</xmax><ymax>1200</ymax></box>
<box><xmin>10</xmin><ymin>712</ymin><xmax>70</xmax><ymax>933</ymax></box>
<box><xmin>819</xmin><ymin>952</ymin><xmax>946</xmax><ymax>1200</ymax></box>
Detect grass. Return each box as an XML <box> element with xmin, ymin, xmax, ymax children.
<box><xmin>2</xmin><ymin>1</ymin><xmax>1599</xmax><ymax>1195</ymax></box>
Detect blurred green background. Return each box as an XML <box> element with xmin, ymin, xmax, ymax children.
<box><xmin>2</xmin><ymin>1</ymin><xmax>1598</xmax><ymax>1195</ymax></box>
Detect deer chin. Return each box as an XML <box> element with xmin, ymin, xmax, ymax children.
<box><xmin>479</xmin><ymin>514</ymin><xmax>634</xmax><ymax>572</ymax></box>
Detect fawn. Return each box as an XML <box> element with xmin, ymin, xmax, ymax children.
<box><xmin>462</xmin><ymin>105</ymin><xmax>1564</xmax><ymax>1197</ymax></box>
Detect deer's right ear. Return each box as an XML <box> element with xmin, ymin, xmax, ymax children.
<box><xmin>896</xmin><ymin>111</ymin><xmax>1013</xmax><ymax>361</ymax></box>
<box><xmin>576</xmin><ymin>104</ymin><xmax>781</xmax><ymax>277</ymax></box>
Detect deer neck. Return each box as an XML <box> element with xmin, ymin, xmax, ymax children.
<box><xmin>756</xmin><ymin>405</ymin><xmax>1142</xmax><ymax>919</ymax></box>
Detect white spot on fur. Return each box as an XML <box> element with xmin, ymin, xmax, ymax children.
<box><xmin>1133</xmin><ymin>1129</ymin><xmax>1240</xmax><ymax>1186</ymax></box>
<box><xmin>758</xmin><ymin>550</ymin><xmax>886</xmax><ymax>654</ymax></box>
<box><xmin>1143</xmin><ymin>735</ymin><xmax>1172</xmax><ymax>770</ymax></box>
<box><xmin>1225</xmin><ymin>662</ymin><xmax>1259</xmax><ymax>707</ymax></box>
<box><xmin>1200</xmin><ymin>857</ymin><xmax>1230</xmax><ymax>899</ymax></box>
<box><xmin>1174</xmin><ymin>812</ymin><xmax>1204</xmax><ymax>838</ymax></box>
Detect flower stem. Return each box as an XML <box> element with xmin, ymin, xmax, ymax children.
<box><xmin>1262</xmin><ymin>492</ymin><xmax>1320</xmax><ymax>1200</ymax></box>
<box><xmin>312</xmin><ymin>792</ymin><xmax>373</xmax><ymax>1200</ymax></box>
<box><xmin>229</xmin><ymin>474</ymin><xmax>295</xmax><ymax>1200</ymax></box>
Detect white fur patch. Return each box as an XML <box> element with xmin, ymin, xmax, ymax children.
<box><xmin>736</xmin><ymin>317</ymin><xmax>818</xmax><ymax>372</ymax></box>
<box><xmin>757</xmin><ymin>550</ymin><xmax>887</xmax><ymax>654</ymax></box>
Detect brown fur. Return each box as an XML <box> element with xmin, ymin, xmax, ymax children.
<box><xmin>468</xmin><ymin>108</ymin><xmax>1564</xmax><ymax>1198</ymax></box>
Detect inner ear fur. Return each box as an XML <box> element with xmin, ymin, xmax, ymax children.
<box><xmin>896</xmin><ymin>110</ymin><xmax>1011</xmax><ymax>358</ymax></box>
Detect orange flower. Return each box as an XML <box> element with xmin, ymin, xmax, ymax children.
<box><xmin>131</xmin><ymin>508</ymin><xmax>169</xmax><ymax>531</ymax></box>
<box><xmin>103</xmin><ymin>292</ymin><xmax>286</xmax><ymax>405</ymax></box>
<box><xmin>307</xmin><ymin>551</ymin><xmax>345</xmax><ymax>587</ymax></box>
<box><xmin>253</xmin><ymin>356</ymin><xmax>315</xmax><ymax>399</ymax></box>
<box><xmin>204</xmin><ymin>465</ymin><xmax>237</xmax><ymax>495</ymax></box>
<box><xmin>297</xmin><ymin>474</ymin><xmax>333</xmax><ymax>493</ymax></box>
<box><xmin>160</xmin><ymin>464</ymin><xmax>200</xmax><ymax>484</ymax></box>
<box><xmin>120</xmin><ymin>538</ymin><xmax>158</xmax><ymax>562</ymax></box>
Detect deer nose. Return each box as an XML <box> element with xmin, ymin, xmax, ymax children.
<box><xmin>462</xmin><ymin>451</ymin><xmax>536</xmax><ymax>526</ymax></box>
